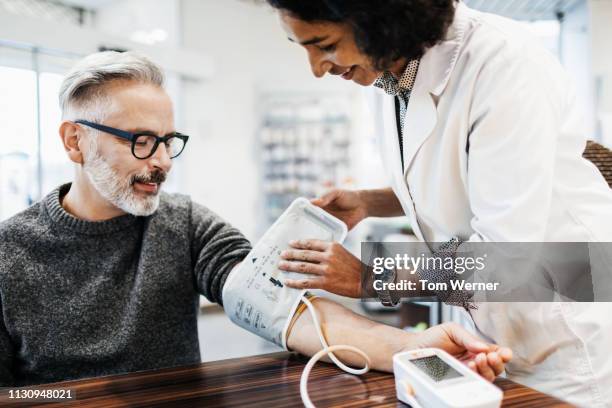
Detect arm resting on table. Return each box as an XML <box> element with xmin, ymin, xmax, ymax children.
<box><xmin>286</xmin><ymin>297</ymin><xmax>511</xmax><ymax>380</ymax></box>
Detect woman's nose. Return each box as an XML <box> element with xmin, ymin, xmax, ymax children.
<box><xmin>308</xmin><ymin>50</ymin><xmax>333</xmax><ymax>78</ymax></box>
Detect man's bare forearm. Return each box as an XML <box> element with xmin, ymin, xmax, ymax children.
<box><xmin>286</xmin><ymin>298</ymin><xmax>417</xmax><ymax>372</ymax></box>
<box><xmin>359</xmin><ymin>188</ymin><xmax>405</xmax><ymax>218</ymax></box>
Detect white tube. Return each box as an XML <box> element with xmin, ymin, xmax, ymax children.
<box><xmin>299</xmin><ymin>295</ymin><xmax>371</xmax><ymax>408</ymax></box>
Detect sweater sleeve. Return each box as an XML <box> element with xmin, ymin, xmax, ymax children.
<box><xmin>190</xmin><ymin>202</ymin><xmax>251</xmax><ymax>305</ymax></box>
<box><xmin>0</xmin><ymin>295</ymin><xmax>15</xmax><ymax>386</ymax></box>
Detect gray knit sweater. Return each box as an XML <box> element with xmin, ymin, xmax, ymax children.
<box><xmin>0</xmin><ymin>183</ymin><xmax>251</xmax><ymax>386</ymax></box>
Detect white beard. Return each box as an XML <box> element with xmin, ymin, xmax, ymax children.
<box><xmin>83</xmin><ymin>146</ymin><xmax>161</xmax><ymax>217</ymax></box>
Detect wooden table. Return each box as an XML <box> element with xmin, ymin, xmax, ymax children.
<box><xmin>0</xmin><ymin>352</ymin><xmax>573</xmax><ymax>407</ymax></box>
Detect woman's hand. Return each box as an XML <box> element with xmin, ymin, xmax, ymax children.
<box><xmin>413</xmin><ymin>322</ymin><xmax>513</xmax><ymax>382</ymax></box>
<box><xmin>279</xmin><ymin>239</ymin><xmax>363</xmax><ymax>298</ymax></box>
<box><xmin>311</xmin><ymin>190</ymin><xmax>369</xmax><ymax>231</ymax></box>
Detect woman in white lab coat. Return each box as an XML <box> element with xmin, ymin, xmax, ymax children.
<box><xmin>269</xmin><ymin>0</ymin><xmax>612</xmax><ymax>406</ymax></box>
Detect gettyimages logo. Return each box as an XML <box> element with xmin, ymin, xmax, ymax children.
<box><xmin>371</xmin><ymin>253</ymin><xmax>487</xmax><ymax>275</ymax></box>
<box><xmin>361</xmin><ymin>242</ymin><xmax>612</xmax><ymax>303</ymax></box>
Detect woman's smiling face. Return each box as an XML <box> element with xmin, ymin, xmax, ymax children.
<box><xmin>279</xmin><ymin>11</ymin><xmax>383</xmax><ymax>86</ymax></box>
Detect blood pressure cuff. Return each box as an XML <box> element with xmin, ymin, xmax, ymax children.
<box><xmin>222</xmin><ymin>198</ymin><xmax>347</xmax><ymax>349</ymax></box>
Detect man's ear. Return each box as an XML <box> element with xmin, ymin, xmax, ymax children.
<box><xmin>59</xmin><ymin>121</ymin><xmax>85</xmax><ymax>164</ymax></box>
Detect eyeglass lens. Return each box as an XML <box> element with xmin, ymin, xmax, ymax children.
<box><xmin>133</xmin><ymin>134</ymin><xmax>185</xmax><ymax>159</ymax></box>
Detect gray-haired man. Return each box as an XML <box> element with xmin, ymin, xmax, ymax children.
<box><xmin>0</xmin><ymin>51</ymin><xmax>510</xmax><ymax>387</ymax></box>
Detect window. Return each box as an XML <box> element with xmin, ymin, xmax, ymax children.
<box><xmin>0</xmin><ymin>0</ymin><xmax>92</xmax><ymax>26</ymax></box>
<box><xmin>0</xmin><ymin>43</ymin><xmax>76</xmax><ymax>221</ymax></box>
<box><xmin>39</xmin><ymin>71</ymin><xmax>72</xmax><ymax>196</ymax></box>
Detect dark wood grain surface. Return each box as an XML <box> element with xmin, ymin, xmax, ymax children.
<box><xmin>0</xmin><ymin>352</ymin><xmax>573</xmax><ymax>407</ymax></box>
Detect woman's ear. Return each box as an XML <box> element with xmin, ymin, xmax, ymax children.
<box><xmin>59</xmin><ymin>121</ymin><xmax>84</xmax><ymax>164</ymax></box>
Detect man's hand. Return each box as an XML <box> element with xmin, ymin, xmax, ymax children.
<box><xmin>279</xmin><ymin>239</ymin><xmax>362</xmax><ymax>298</ymax></box>
<box><xmin>311</xmin><ymin>190</ymin><xmax>369</xmax><ymax>231</ymax></box>
<box><xmin>413</xmin><ymin>322</ymin><xmax>513</xmax><ymax>382</ymax></box>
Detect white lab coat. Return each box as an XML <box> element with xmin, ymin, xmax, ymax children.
<box><xmin>369</xmin><ymin>3</ymin><xmax>612</xmax><ymax>406</ymax></box>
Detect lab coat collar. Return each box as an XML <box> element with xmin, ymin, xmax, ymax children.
<box><xmin>423</xmin><ymin>1</ymin><xmax>471</xmax><ymax>97</ymax></box>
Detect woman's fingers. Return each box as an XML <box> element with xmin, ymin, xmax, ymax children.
<box><xmin>278</xmin><ymin>241</ymin><xmax>330</xmax><ymax>275</ymax></box>
<box><xmin>278</xmin><ymin>260</ymin><xmax>326</xmax><ymax>275</ymax></box>
<box><xmin>312</xmin><ymin>189</ymin><xmax>346</xmax><ymax>208</ymax></box>
<box><xmin>279</xmin><ymin>241</ymin><xmax>331</xmax><ymax>274</ymax></box>
<box><xmin>280</xmin><ymin>249</ymin><xmax>326</xmax><ymax>264</ymax></box>
<box><xmin>311</xmin><ymin>190</ymin><xmax>339</xmax><ymax>207</ymax></box>
<box><xmin>284</xmin><ymin>277</ymin><xmax>325</xmax><ymax>290</ymax></box>
<box><xmin>289</xmin><ymin>239</ymin><xmax>329</xmax><ymax>251</ymax></box>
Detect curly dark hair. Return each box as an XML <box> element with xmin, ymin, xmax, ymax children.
<box><xmin>266</xmin><ymin>0</ymin><xmax>456</xmax><ymax>71</ymax></box>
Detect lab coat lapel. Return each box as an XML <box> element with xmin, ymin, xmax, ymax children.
<box><xmin>401</xmin><ymin>77</ymin><xmax>437</xmax><ymax>175</ymax></box>
<box><xmin>401</xmin><ymin>2</ymin><xmax>470</xmax><ymax>174</ymax></box>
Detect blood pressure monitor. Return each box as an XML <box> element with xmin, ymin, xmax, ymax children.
<box><xmin>393</xmin><ymin>348</ymin><xmax>503</xmax><ymax>408</ymax></box>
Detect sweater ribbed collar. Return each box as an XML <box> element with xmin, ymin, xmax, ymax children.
<box><xmin>44</xmin><ymin>183</ymin><xmax>140</xmax><ymax>235</ymax></box>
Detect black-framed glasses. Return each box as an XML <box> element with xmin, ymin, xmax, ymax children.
<box><xmin>75</xmin><ymin>120</ymin><xmax>189</xmax><ymax>160</ymax></box>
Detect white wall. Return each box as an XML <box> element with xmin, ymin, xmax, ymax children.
<box><xmin>562</xmin><ymin>0</ymin><xmax>612</xmax><ymax>146</ymax></box>
<box><xmin>94</xmin><ymin>0</ymin><xmax>181</xmax><ymax>46</ymax></box>
<box><xmin>560</xmin><ymin>0</ymin><xmax>596</xmax><ymax>139</ymax></box>
<box><xmin>589</xmin><ymin>0</ymin><xmax>612</xmax><ymax>146</ymax></box>
<box><xmin>590</xmin><ymin>0</ymin><xmax>612</xmax><ymax>111</ymax></box>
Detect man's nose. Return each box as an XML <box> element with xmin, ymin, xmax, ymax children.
<box><xmin>308</xmin><ymin>51</ymin><xmax>333</xmax><ymax>78</ymax></box>
<box><xmin>149</xmin><ymin>143</ymin><xmax>173</xmax><ymax>173</ymax></box>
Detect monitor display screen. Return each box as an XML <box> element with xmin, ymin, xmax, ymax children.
<box><xmin>410</xmin><ymin>355</ymin><xmax>464</xmax><ymax>382</ymax></box>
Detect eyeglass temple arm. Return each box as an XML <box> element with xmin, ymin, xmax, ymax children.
<box><xmin>74</xmin><ymin>120</ymin><xmax>135</xmax><ymax>141</ymax></box>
